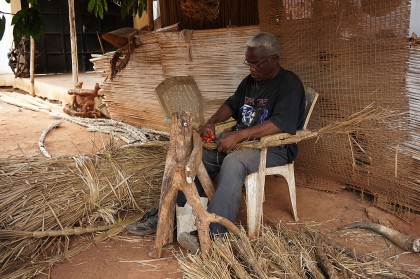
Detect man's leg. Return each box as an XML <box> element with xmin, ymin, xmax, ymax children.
<box><xmin>208</xmin><ymin>146</ymin><xmax>289</xmax><ymax>234</ymax></box>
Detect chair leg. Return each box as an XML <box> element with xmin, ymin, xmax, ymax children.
<box><xmin>245</xmin><ymin>172</ymin><xmax>265</xmax><ymax>238</ymax></box>
<box><xmin>285</xmin><ymin>163</ymin><xmax>298</xmax><ymax>221</ymax></box>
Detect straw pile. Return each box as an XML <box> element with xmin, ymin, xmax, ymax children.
<box><xmin>0</xmin><ymin>145</ymin><xmax>166</xmax><ymax>278</ymax></box>
<box><xmin>177</xmin><ymin>224</ymin><xmax>414</xmax><ymax>278</ymax></box>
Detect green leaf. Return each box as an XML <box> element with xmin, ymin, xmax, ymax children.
<box><xmin>102</xmin><ymin>0</ymin><xmax>108</xmax><ymax>12</ymax></box>
<box><xmin>0</xmin><ymin>15</ymin><xmax>5</xmax><ymax>41</ymax></box>
<box><xmin>120</xmin><ymin>0</ymin><xmax>132</xmax><ymax>18</ymax></box>
<box><xmin>11</xmin><ymin>9</ymin><xmax>24</xmax><ymax>25</ymax></box>
<box><xmin>88</xmin><ymin>0</ymin><xmax>108</xmax><ymax>18</ymax></box>
<box><xmin>87</xmin><ymin>0</ymin><xmax>96</xmax><ymax>12</ymax></box>
<box><xmin>11</xmin><ymin>8</ymin><xmax>44</xmax><ymax>45</ymax></box>
<box><xmin>98</xmin><ymin>2</ymin><xmax>103</xmax><ymax>19</ymax></box>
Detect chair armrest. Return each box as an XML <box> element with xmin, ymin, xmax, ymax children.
<box><xmin>237</xmin><ymin>129</ymin><xmax>317</xmax><ymax>149</ymax></box>
<box><xmin>203</xmin><ymin>129</ymin><xmax>318</xmax><ymax>150</ymax></box>
<box><xmin>260</xmin><ymin>132</ymin><xmax>294</xmax><ymax>144</ymax></box>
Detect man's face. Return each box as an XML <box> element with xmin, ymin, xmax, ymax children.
<box><xmin>244</xmin><ymin>47</ymin><xmax>279</xmax><ymax>81</ymax></box>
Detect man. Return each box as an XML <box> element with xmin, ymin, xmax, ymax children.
<box><xmin>127</xmin><ymin>32</ymin><xmax>305</xmax><ymax>252</ymax></box>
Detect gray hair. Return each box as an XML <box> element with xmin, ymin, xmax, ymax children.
<box><xmin>246</xmin><ymin>32</ymin><xmax>280</xmax><ymax>56</ymax></box>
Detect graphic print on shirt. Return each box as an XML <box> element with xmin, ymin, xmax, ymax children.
<box><xmin>237</xmin><ymin>97</ymin><xmax>269</xmax><ymax>129</ymax></box>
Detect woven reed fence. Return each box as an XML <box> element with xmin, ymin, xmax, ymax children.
<box><xmin>91</xmin><ymin>25</ymin><xmax>259</xmax><ymax>131</ymax></box>
<box><xmin>258</xmin><ymin>0</ymin><xmax>419</xmax><ymax>215</ymax></box>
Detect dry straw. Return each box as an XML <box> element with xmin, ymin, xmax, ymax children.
<box><xmin>202</xmin><ymin>104</ymin><xmax>402</xmax><ymax>150</ymax></box>
<box><xmin>176</xmin><ymin>224</ymin><xmax>415</xmax><ymax>278</ymax></box>
<box><xmin>0</xmin><ymin>145</ymin><xmax>166</xmax><ymax>278</ymax></box>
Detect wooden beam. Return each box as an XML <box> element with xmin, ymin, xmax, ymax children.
<box><xmin>147</xmin><ymin>0</ymin><xmax>154</xmax><ymax>31</ymax></box>
<box><xmin>68</xmin><ymin>0</ymin><xmax>78</xmax><ymax>86</ymax></box>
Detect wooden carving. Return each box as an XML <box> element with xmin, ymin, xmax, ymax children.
<box><xmin>63</xmin><ymin>83</ymin><xmax>105</xmax><ymax>118</ymax></box>
<box><xmin>153</xmin><ymin>111</ymin><xmax>240</xmax><ymax>258</ymax></box>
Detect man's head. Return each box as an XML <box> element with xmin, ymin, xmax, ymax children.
<box><xmin>244</xmin><ymin>32</ymin><xmax>281</xmax><ymax>81</ymax></box>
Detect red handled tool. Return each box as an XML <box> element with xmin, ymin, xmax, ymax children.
<box><xmin>200</xmin><ymin>130</ymin><xmax>217</xmax><ymax>142</ymax></box>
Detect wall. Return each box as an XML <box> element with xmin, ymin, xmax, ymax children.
<box><xmin>409</xmin><ymin>0</ymin><xmax>420</xmax><ymax>33</ymax></box>
<box><xmin>0</xmin><ymin>1</ymin><xmax>13</xmax><ymax>74</ymax></box>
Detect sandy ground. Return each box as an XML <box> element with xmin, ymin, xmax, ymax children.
<box><xmin>1</xmin><ymin>93</ymin><xmax>419</xmax><ymax>278</ymax></box>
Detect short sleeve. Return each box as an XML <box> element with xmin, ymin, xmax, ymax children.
<box><xmin>268</xmin><ymin>76</ymin><xmax>305</xmax><ymax>134</ymax></box>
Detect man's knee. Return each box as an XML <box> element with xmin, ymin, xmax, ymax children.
<box><xmin>221</xmin><ymin>149</ymin><xmax>260</xmax><ymax>175</ymax></box>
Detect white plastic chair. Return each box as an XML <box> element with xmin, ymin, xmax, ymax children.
<box><xmin>155</xmin><ymin>76</ymin><xmax>205</xmax><ymax>129</ymax></box>
<box><xmin>154</xmin><ymin>77</ymin><xmax>319</xmax><ymax>238</ymax></box>
<box><xmin>245</xmin><ymin>87</ymin><xmax>319</xmax><ymax>238</ymax></box>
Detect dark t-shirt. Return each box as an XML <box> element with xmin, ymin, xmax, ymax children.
<box><xmin>224</xmin><ymin>68</ymin><xmax>305</xmax><ymax>162</ymax></box>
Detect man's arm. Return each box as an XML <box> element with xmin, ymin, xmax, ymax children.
<box><xmin>199</xmin><ymin>104</ymin><xmax>233</xmax><ymax>136</ymax></box>
<box><xmin>217</xmin><ymin>120</ymin><xmax>281</xmax><ymax>154</ymax></box>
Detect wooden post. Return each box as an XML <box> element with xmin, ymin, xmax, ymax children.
<box><xmin>30</xmin><ymin>37</ymin><xmax>35</xmax><ymax>96</ymax></box>
<box><xmin>153</xmin><ymin>112</ymin><xmax>240</xmax><ymax>258</ymax></box>
<box><xmin>68</xmin><ymin>0</ymin><xmax>78</xmax><ymax>86</ymax></box>
<box><xmin>29</xmin><ymin>3</ymin><xmax>35</xmax><ymax>96</ymax></box>
<box><xmin>147</xmin><ymin>0</ymin><xmax>154</xmax><ymax>31</ymax></box>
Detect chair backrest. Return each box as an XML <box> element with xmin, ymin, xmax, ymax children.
<box><xmin>155</xmin><ymin>76</ymin><xmax>205</xmax><ymax>128</ymax></box>
<box><xmin>302</xmin><ymin>86</ymin><xmax>319</xmax><ymax>130</ymax></box>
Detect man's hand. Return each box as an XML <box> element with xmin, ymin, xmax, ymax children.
<box><xmin>217</xmin><ymin>131</ymin><xmax>241</xmax><ymax>153</ymax></box>
<box><xmin>198</xmin><ymin>104</ymin><xmax>233</xmax><ymax>141</ymax></box>
<box><xmin>216</xmin><ymin>121</ymin><xmax>282</xmax><ymax>154</ymax></box>
<box><xmin>198</xmin><ymin>122</ymin><xmax>216</xmax><ymax>140</ymax></box>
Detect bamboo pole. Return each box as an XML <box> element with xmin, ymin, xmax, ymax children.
<box><xmin>30</xmin><ymin>37</ymin><xmax>35</xmax><ymax>96</ymax></box>
<box><xmin>147</xmin><ymin>0</ymin><xmax>154</xmax><ymax>31</ymax></box>
<box><xmin>29</xmin><ymin>3</ymin><xmax>35</xmax><ymax>96</ymax></box>
<box><xmin>68</xmin><ymin>0</ymin><xmax>78</xmax><ymax>86</ymax></box>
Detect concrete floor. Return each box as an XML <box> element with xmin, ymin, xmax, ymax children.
<box><xmin>0</xmin><ymin>72</ymin><xmax>103</xmax><ymax>105</ymax></box>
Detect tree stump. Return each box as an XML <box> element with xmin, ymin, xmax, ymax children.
<box><xmin>153</xmin><ymin>111</ymin><xmax>240</xmax><ymax>257</ymax></box>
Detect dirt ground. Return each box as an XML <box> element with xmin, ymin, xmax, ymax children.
<box><xmin>1</xmin><ymin>96</ymin><xmax>419</xmax><ymax>278</ymax></box>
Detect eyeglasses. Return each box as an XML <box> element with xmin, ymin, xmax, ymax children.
<box><xmin>243</xmin><ymin>56</ymin><xmax>273</xmax><ymax>69</ymax></box>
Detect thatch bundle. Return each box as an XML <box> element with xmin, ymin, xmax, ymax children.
<box><xmin>177</xmin><ymin>224</ymin><xmax>414</xmax><ymax>278</ymax></box>
<box><xmin>0</xmin><ymin>145</ymin><xmax>167</xmax><ymax>278</ymax></box>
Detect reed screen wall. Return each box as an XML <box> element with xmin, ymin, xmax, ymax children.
<box><xmin>92</xmin><ymin>25</ymin><xmax>260</xmax><ymax>131</ymax></box>
<box><xmin>258</xmin><ymin>0</ymin><xmax>419</xmax><ymax>216</ymax></box>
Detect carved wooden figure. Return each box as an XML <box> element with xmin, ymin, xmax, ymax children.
<box><xmin>64</xmin><ymin>83</ymin><xmax>104</xmax><ymax>118</ymax></box>
<box><xmin>153</xmin><ymin>111</ymin><xmax>240</xmax><ymax>258</ymax></box>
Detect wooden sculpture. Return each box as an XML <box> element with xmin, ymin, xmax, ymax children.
<box><xmin>153</xmin><ymin>111</ymin><xmax>240</xmax><ymax>257</ymax></box>
<box><xmin>63</xmin><ymin>83</ymin><xmax>104</xmax><ymax>118</ymax></box>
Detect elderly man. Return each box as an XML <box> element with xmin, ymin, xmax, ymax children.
<box><xmin>127</xmin><ymin>32</ymin><xmax>305</xmax><ymax>252</ymax></box>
